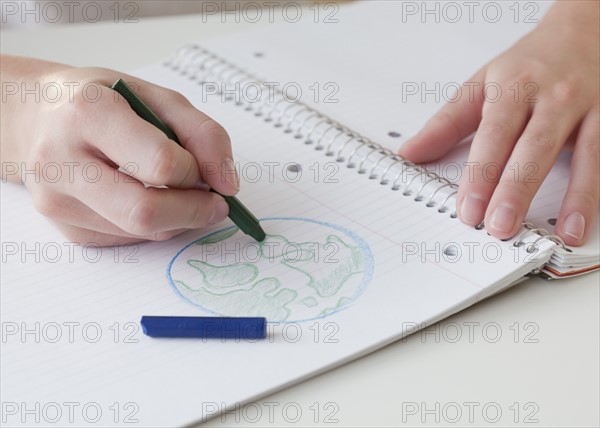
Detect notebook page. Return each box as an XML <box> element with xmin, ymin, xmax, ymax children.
<box><xmin>2</xmin><ymin>3</ymin><xmax>560</xmax><ymax>427</ymax></box>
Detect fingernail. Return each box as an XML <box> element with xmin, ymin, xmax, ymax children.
<box><xmin>223</xmin><ymin>158</ymin><xmax>239</xmax><ymax>191</ymax></box>
<box><xmin>562</xmin><ymin>212</ymin><xmax>585</xmax><ymax>240</ymax></box>
<box><xmin>195</xmin><ymin>180</ymin><xmax>210</xmax><ymax>191</ymax></box>
<box><xmin>489</xmin><ymin>205</ymin><xmax>518</xmax><ymax>234</ymax></box>
<box><xmin>459</xmin><ymin>194</ymin><xmax>486</xmax><ymax>224</ymax></box>
<box><xmin>210</xmin><ymin>200</ymin><xmax>229</xmax><ymax>225</ymax></box>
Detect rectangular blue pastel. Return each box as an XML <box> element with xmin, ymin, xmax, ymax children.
<box><xmin>140</xmin><ymin>316</ymin><xmax>267</xmax><ymax>340</ymax></box>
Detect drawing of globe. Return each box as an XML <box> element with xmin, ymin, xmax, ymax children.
<box><xmin>167</xmin><ymin>218</ymin><xmax>374</xmax><ymax>322</ymax></box>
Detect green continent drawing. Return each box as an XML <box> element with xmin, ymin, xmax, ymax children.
<box><xmin>168</xmin><ymin>219</ymin><xmax>373</xmax><ymax>322</ymax></box>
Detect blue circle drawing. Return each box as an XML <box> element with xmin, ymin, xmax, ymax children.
<box><xmin>167</xmin><ymin>217</ymin><xmax>374</xmax><ymax>323</ymax></box>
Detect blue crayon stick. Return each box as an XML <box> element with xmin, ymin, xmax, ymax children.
<box><xmin>140</xmin><ymin>316</ymin><xmax>267</xmax><ymax>340</ymax></box>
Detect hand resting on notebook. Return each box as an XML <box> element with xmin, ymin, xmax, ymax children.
<box><xmin>0</xmin><ymin>57</ymin><xmax>238</xmax><ymax>245</ymax></box>
<box><xmin>399</xmin><ymin>1</ymin><xmax>599</xmax><ymax>247</ymax></box>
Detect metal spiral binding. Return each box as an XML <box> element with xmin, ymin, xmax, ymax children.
<box><xmin>164</xmin><ymin>44</ymin><xmax>569</xmax><ymax>253</ymax></box>
<box><xmin>512</xmin><ymin>223</ymin><xmax>567</xmax><ymax>251</ymax></box>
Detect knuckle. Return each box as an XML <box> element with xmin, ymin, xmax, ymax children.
<box><xmin>190</xmin><ymin>193</ymin><xmax>224</xmax><ymax>228</ymax></box>
<box><xmin>431</xmin><ymin>110</ymin><xmax>454</xmax><ymax>125</ymax></box>
<box><xmin>580</xmin><ymin>111</ymin><xmax>600</xmax><ymax>151</ymax></box>
<box><xmin>521</xmin><ymin>131</ymin><xmax>557</xmax><ymax>151</ymax></box>
<box><xmin>580</xmin><ymin>137</ymin><xmax>600</xmax><ymax>162</ymax></box>
<box><xmin>125</xmin><ymin>194</ymin><xmax>159</xmax><ymax>235</ymax></box>
<box><xmin>167</xmin><ymin>89</ymin><xmax>188</xmax><ymax>105</ymax></box>
<box><xmin>157</xmin><ymin>87</ymin><xmax>188</xmax><ymax>105</ymax></box>
<box><xmin>428</xmin><ymin>110</ymin><xmax>463</xmax><ymax>140</ymax></box>
<box><xmin>549</xmin><ymin>80</ymin><xmax>578</xmax><ymax>103</ymax></box>
<box><xmin>478</xmin><ymin>162</ymin><xmax>503</xmax><ymax>183</ymax></box>
<box><xmin>477</xmin><ymin>121</ymin><xmax>514</xmax><ymax>141</ymax></box>
<box><xmin>499</xmin><ymin>176</ymin><xmax>535</xmax><ymax>200</ymax></box>
<box><xmin>188</xmin><ymin>201</ymin><xmax>212</xmax><ymax>228</ymax></box>
<box><xmin>508</xmin><ymin>59</ymin><xmax>544</xmax><ymax>81</ymax></box>
<box><xmin>199</xmin><ymin>119</ymin><xmax>230</xmax><ymax>144</ymax></box>
<box><xmin>151</xmin><ymin>144</ymin><xmax>178</xmax><ymax>184</ymax></box>
<box><xmin>58</xmin><ymin>84</ymin><xmax>109</xmax><ymax>130</ymax></box>
<box><xmin>431</xmin><ymin>110</ymin><xmax>455</xmax><ymax>128</ymax></box>
<box><xmin>65</xmin><ymin>87</ymin><xmax>96</xmax><ymax>120</ymax></box>
<box><xmin>511</xmin><ymin>72</ymin><xmax>535</xmax><ymax>86</ymax></box>
<box><xmin>461</xmin><ymin>161</ymin><xmax>503</xmax><ymax>185</ymax></box>
<box><xmin>570</xmin><ymin>188</ymin><xmax>600</xmax><ymax>207</ymax></box>
<box><xmin>153</xmin><ymin>87</ymin><xmax>189</xmax><ymax>109</ymax></box>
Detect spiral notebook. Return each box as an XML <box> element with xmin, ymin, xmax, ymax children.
<box><xmin>2</xmin><ymin>2</ymin><xmax>599</xmax><ymax>426</ymax></box>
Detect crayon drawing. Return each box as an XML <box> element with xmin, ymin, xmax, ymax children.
<box><xmin>167</xmin><ymin>218</ymin><xmax>374</xmax><ymax>322</ymax></box>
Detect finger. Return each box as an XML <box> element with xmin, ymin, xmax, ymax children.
<box><xmin>51</xmin><ymin>222</ymin><xmax>147</xmax><ymax>247</ymax></box>
<box><xmin>398</xmin><ymin>68</ymin><xmax>486</xmax><ymax>163</ymax></box>
<box><xmin>456</xmin><ymin>86</ymin><xmax>531</xmax><ymax>226</ymax></box>
<box><xmin>484</xmin><ymin>104</ymin><xmax>584</xmax><ymax>240</ymax></box>
<box><xmin>69</xmin><ymin>159</ymin><xmax>229</xmax><ymax>237</ymax></box>
<box><xmin>554</xmin><ymin>106</ymin><xmax>600</xmax><ymax>246</ymax></box>
<box><xmin>70</xmin><ymin>85</ymin><xmax>203</xmax><ymax>189</ymax></box>
<box><xmin>35</xmin><ymin>193</ymin><xmax>189</xmax><ymax>241</ymax></box>
<box><xmin>123</xmin><ymin>80</ymin><xmax>239</xmax><ymax>195</ymax></box>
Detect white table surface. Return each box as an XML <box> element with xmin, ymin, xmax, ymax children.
<box><xmin>1</xmin><ymin>7</ymin><xmax>598</xmax><ymax>428</ymax></box>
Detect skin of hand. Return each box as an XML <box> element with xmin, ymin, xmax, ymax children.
<box><xmin>399</xmin><ymin>1</ymin><xmax>599</xmax><ymax>247</ymax></box>
<box><xmin>0</xmin><ymin>56</ymin><xmax>239</xmax><ymax>246</ymax></box>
